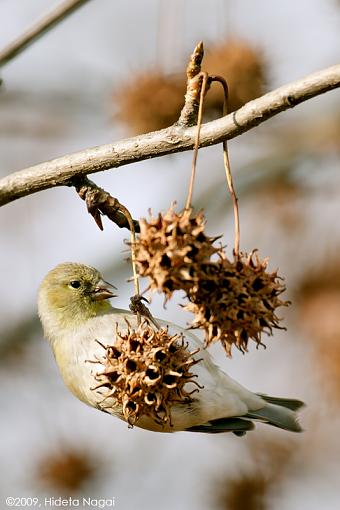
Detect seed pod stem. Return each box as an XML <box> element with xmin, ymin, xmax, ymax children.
<box><xmin>211</xmin><ymin>75</ymin><xmax>240</xmax><ymax>257</ymax></box>
<box><xmin>118</xmin><ymin>203</ymin><xmax>141</xmax><ymax>325</ymax></box>
<box><xmin>185</xmin><ymin>71</ymin><xmax>210</xmax><ymax>210</ymax></box>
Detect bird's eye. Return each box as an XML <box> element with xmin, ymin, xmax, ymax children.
<box><xmin>69</xmin><ymin>280</ymin><xmax>81</xmax><ymax>289</ymax></box>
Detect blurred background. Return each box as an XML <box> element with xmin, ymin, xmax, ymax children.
<box><xmin>0</xmin><ymin>1</ymin><xmax>340</xmax><ymax>509</ymax></box>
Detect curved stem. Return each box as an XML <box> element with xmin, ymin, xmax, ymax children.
<box><xmin>185</xmin><ymin>72</ymin><xmax>209</xmax><ymax>210</ymax></box>
<box><xmin>211</xmin><ymin>75</ymin><xmax>240</xmax><ymax>256</ymax></box>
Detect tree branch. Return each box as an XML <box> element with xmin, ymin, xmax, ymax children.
<box><xmin>0</xmin><ymin>0</ymin><xmax>92</xmax><ymax>68</ymax></box>
<box><xmin>0</xmin><ymin>64</ymin><xmax>339</xmax><ymax>207</ymax></box>
<box><xmin>74</xmin><ymin>176</ymin><xmax>140</xmax><ymax>232</ymax></box>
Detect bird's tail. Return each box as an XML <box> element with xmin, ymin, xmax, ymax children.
<box><xmin>245</xmin><ymin>394</ymin><xmax>305</xmax><ymax>432</ymax></box>
<box><xmin>186</xmin><ymin>395</ymin><xmax>305</xmax><ymax>435</ymax></box>
<box><xmin>257</xmin><ymin>394</ymin><xmax>305</xmax><ymax>412</ymax></box>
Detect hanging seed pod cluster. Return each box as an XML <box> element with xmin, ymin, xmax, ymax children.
<box><xmin>93</xmin><ymin>322</ymin><xmax>200</xmax><ymax>427</ymax></box>
<box><xmin>184</xmin><ymin>250</ymin><xmax>289</xmax><ymax>356</ymax></box>
<box><xmin>135</xmin><ymin>206</ymin><xmax>219</xmax><ymax>300</ymax></box>
<box><xmin>135</xmin><ymin>209</ymin><xmax>288</xmax><ymax>357</ymax></box>
<box><xmin>132</xmin><ymin>38</ymin><xmax>289</xmax><ymax>358</ymax></box>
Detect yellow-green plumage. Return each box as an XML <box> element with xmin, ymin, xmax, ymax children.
<box><xmin>38</xmin><ymin>262</ymin><xmax>112</xmax><ymax>335</ymax></box>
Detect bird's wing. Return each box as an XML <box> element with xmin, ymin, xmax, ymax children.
<box><xmin>185</xmin><ymin>416</ymin><xmax>255</xmax><ymax>435</ymax></box>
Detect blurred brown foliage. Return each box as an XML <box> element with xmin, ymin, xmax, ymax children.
<box><xmin>114</xmin><ymin>39</ymin><xmax>266</xmax><ymax>135</ymax></box>
<box><xmin>296</xmin><ymin>262</ymin><xmax>340</xmax><ymax>400</ymax></box>
<box><xmin>114</xmin><ymin>71</ymin><xmax>185</xmax><ymax>134</ymax></box>
<box><xmin>203</xmin><ymin>39</ymin><xmax>266</xmax><ymax>115</ymax></box>
<box><xmin>214</xmin><ymin>435</ymin><xmax>296</xmax><ymax>510</ymax></box>
<box><xmin>36</xmin><ymin>445</ymin><xmax>99</xmax><ymax>494</ymax></box>
<box><xmin>219</xmin><ymin>473</ymin><xmax>268</xmax><ymax>510</ymax></box>
<box><xmin>252</xmin><ymin>173</ymin><xmax>305</xmax><ymax>233</ymax></box>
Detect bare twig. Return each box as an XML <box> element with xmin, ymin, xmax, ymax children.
<box><xmin>74</xmin><ymin>176</ymin><xmax>140</xmax><ymax>232</ymax></box>
<box><xmin>0</xmin><ymin>0</ymin><xmax>92</xmax><ymax>68</ymax></box>
<box><xmin>0</xmin><ymin>65</ymin><xmax>339</xmax><ymax>207</ymax></box>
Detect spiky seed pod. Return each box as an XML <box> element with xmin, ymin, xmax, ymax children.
<box><xmin>184</xmin><ymin>250</ymin><xmax>289</xmax><ymax>356</ymax></box>
<box><xmin>92</xmin><ymin>321</ymin><xmax>201</xmax><ymax>427</ymax></box>
<box><xmin>134</xmin><ymin>206</ymin><xmax>220</xmax><ymax>300</ymax></box>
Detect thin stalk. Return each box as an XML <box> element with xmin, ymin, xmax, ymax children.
<box><xmin>211</xmin><ymin>75</ymin><xmax>240</xmax><ymax>256</ymax></box>
<box><xmin>185</xmin><ymin>72</ymin><xmax>209</xmax><ymax>210</ymax></box>
<box><xmin>117</xmin><ymin>203</ymin><xmax>141</xmax><ymax>325</ymax></box>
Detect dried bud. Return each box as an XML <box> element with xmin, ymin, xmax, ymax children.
<box><xmin>134</xmin><ymin>206</ymin><xmax>219</xmax><ymax>300</ymax></box>
<box><xmin>92</xmin><ymin>321</ymin><xmax>201</xmax><ymax>427</ymax></box>
<box><xmin>185</xmin><ymin>250</ymin><xmax>289</xmax><ymax>356</ymax></box>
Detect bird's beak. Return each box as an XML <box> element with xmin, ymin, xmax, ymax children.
<box><xmin>92</xmin><ymin>279</ymin><xmax>117</xmax><ymax>301</ymax></box>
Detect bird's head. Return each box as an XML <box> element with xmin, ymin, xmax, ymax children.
<box><xmin>38</xmin><ymin>262</ymin><xmax>116</xmax><ymax>340</ymax></box>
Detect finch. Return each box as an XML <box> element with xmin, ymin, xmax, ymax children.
<box><xmin>38</xmin><ymin>262</ymin><xmax>304</xmax><ymax>435</ymax></box>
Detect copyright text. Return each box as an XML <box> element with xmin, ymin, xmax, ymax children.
<box><xmin>5</xmin><ymin>497</ymin><xmax>115</xmax><ymax>508</ymax></box>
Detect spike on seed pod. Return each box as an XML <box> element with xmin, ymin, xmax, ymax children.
<box><xmin>184</xmin><ymin>250</ymin><xmax>289</xmax><ymax>356</ymax></box>
<box><xmin>134</xmin><ymin>205</ymin><xmax>220</xmax><ymax>301</ymax></box>
<box><xmin>92</xmin><ymin>321</ymin><xmax>201</xmax><ymax>427</ymax></box>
